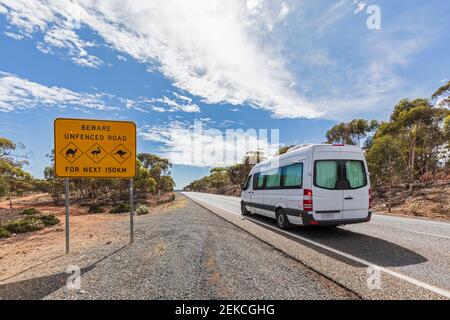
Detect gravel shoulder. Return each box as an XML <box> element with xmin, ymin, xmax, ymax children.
<box><xmin>183</xmin><ymin>192</ymin><xmax>449</xmax><ymax>300</ymax></box>
<box><xmin>1</xmin><ymin>194</ymin><xmax>356</xmax><ymax>300</ymax></box>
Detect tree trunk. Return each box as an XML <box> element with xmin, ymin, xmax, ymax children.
<box><xmin>409</xmin><ymin>134</ymin><xmax>416</xmax><ymax>196</ymax></box>
<box><xmin>388</xmin><ymin>181</ymin><xmax>392</xmax><ymax>213</ymax></box>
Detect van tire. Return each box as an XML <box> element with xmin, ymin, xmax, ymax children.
<box><xmin>276</xmin><ymin>209</ymin><xmax>291</xmax><ymax>229</ymax></box>
<box><xmin>241</xmin><ymin>202</ymin><xmax>250</xmax><ymax>216</ymax></box>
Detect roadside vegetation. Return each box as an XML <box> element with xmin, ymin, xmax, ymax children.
<box><xmin>0</xmin><ymin>207</ymin><xmax>60</xmax><ymax>239</ymax></box>
<box><xmin>0</xmin><ymin>139</ymin><xmax>177</xmax><ymax>238</ymax></box>
<box><xmin>185</xmin><ymin>82</ymin><xmax>450</xmax><ymax>219</ymax></box>
<box><xmin>185</xmin><ymin>150</ymin><xmax>265</xmax><ymax>195</ymax></box>
<box><xmin>40</xmin><ymin>151</ymin><xmax>175</xmax><ymax>208</ymax></box>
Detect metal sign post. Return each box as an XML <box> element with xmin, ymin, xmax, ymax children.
<box><xmin>130</xmin><ymin>178</ymin><xmax>134</xmax><ymax>243</ymax></box>
<box><xmin>65</xmin><ymin>178</ymin><xmax>70</xmax><ymax>254</ymax></box>
<box><xmin>54</xmin><ymin>118</ymin><xmax>137</xmax><ymax>254</ymax></box>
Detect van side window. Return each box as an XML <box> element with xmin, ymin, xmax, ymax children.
<box><xmin>244</xmin><ymin>174</ymin><xmax>252</xmax><ymax>190</ymax></box>
<box><xmin>281</xmin><ymin>163</ymin><xmax>303</xmax><ymax>188</ymax></box>
<box><xmin>264</xmin><ymin>168</ymin><xmax>281</xmax><ymax>189</ymax></box>
<box><xmin>253</xmin><ymin>173</ymin><xmax>265</xmax><ymax>190</ymax></box>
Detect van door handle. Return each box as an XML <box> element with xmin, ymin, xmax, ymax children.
<box><xmin>344</xmin><ymin>196</ymin><xmax>354</xmax><ymax>200</ymax></box>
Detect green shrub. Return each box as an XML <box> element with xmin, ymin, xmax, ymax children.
<box><xmin>5</xmin><ymin>217</ymin><xmax>45</xmax><ymax>234</ymax></box>
<box><xmin>88</xmin><ymin>204</ymin><xmax>104</xmax><ymax>213</ymax></box>
<box><xmin>110</xmin><ymin>203</ymin><xmax>131</xmax><ymax>214</ymax></box>
<box><xmin>136</xmin><ymin>204</ymin><xmax>149</xmax><ymax>216</ymax></box>
<box><xmin>21</xmin><ymin>208</ymin><xmax>40</xmax><ymax>216</ymax></box>
<box><xmin>0</xmin><ymin>227</ymin><xmax>11</xmax><ymax>239</ymax></box>
<box><xmin>39</xmin><ymin>214</ymin><xmax>60</xmax><ymax>226</ymax></box>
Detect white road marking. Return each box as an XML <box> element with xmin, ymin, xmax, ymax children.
<box><xmin>185</xmin><ymin>193</ymin><xmax>450</xmax><ymax>299</ymax></box>
<box><xmin>373</xmin><ymin>214</ymin><xmax>450</xmax><ymax>227</ymax></box>
<box><xmin>395</xmin><ymin>229</ymin><xmax>450</xmax><ymax>240</ymax></box>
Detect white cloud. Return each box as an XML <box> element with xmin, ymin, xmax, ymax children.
<box><xmin>278</xmin><ymin>2</ymin><xmax>290</xmax><ymax>20</ymax></box>
<box><xmin>151</xmin><ymin>106</ymin><xmax>166</xmax><ymax>113</ymax></box>
<box><xmin>0</xmin><ymin>72</ymin><xmax>112</xmax><ymax>112</ymax></box>
<box><xmin>155</xmin><ymin>96</ymin><xmax>200</xmax><ymax>113</ymax></box>
<box><xmin>315</xmin><ymin>0</ymin><xmax>352</xmax><ymax>34</ymax></box>
<box><xmin>0</xmin><ymin>0</ymin><xmax>436</xmax><ymax>120</ymax></box>
<box><xmin>4</xmin><ymin>31</ymin><xmax>25</xmax><ymax>40</ymax></box>
<box><xmin>0</xmin><ymin>0</ymin><xmax>322</xmax><ymax>119</ymax></box>
<box><xmin>172</xmin><ymin>92</ymin><xmax>192</xmax><ymax>103</ymax></box>
<box><xmin>37</xmin><ymin>27</ymin><xmax>103</xmax><ymax>68</ymax></box>
<box><xmin>246</xmin><ymin>0</ymin><xmax>263</xmax><ymax>15</ymax></box>
<box><xmin>125</xmin><ymin>93</ymin><xmax>200</xmax><ymax>113</ymax></box>
<box><xmin>353</xmin><ymin>1</ymin><xmax>367</xmax><ymax>14</ymax></box>
<box><xmin>145</xmin><ymin>92</ymin><xmax>200</xmax><ymax>112</ymax></box>
<box><xmin>140</xmin><ymin>121</ymin><xmax>279</xmax><ymax>167</ymax></box>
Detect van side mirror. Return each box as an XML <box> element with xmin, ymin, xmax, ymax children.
<box><xmin>240</xmin><ymin>184</ymin><xmax>245</xmax><ymax>190</ymax></box>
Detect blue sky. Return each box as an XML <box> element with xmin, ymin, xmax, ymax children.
<box><xmin>0</xmin><ymin>0</ymin><xmax>449</xmax><ymax>188</ymax></box>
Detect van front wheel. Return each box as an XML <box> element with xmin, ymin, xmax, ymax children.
<box><xmin>241</xmin><ymin>202</ymin><xmax>250</xmax><ymax>216</ymax></box>
<box><xmin>276</xmin><ymin>209</ymin><xmax>291</xmax><ymax>229</ymax></box>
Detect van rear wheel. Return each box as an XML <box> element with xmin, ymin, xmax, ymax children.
<box><xmin>276</xmin><ymin>209</ymin><xmax>291</xmax><ymax>229</ymax></box>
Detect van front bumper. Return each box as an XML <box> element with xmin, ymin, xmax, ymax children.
<box><xmin>302</xmin><ymin>211</ymin><xmax>372</xmax><ymax>226</ymax></box>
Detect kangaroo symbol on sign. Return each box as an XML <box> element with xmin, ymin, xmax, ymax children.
<box><xmin>115</xmin><ymin>149</ymin><xmax>127</xmax><ymax>159</ymax></box>
<box><xmin>65</xmin><ymin>148</ymin><xmax>78</xmax><ymax>158</ymax></box>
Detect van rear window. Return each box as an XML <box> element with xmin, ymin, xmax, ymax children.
<box><xmin>314</xmin><ymin>160</ymin><xmax>367</xmax><ymax>190</ymax></box>
<box><xmin>345</xmin><ymin>161</ymin><xmax>365</xmax><ymax>188</ymax></box>
<box><xmin>315</xmin><ymin>161</ymin><xmax>338</xmax><ymax>189</ymax></box>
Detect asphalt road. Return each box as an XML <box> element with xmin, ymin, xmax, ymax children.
<box><xmin>182</xmin><ymin>192</ymin><xmax>450</xmax><ymax>299</ymax></box>
<box><xmin>41</xmin><ymin>194</ymin><xmax>354</xmax><ymax>299</ymax></box>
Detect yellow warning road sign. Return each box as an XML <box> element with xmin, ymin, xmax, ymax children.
<box><xmin>54</xmin><ymin>118</ymin><xmax>136</xmax><ymax>178</ymax></box>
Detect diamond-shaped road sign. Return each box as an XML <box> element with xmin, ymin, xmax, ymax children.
<box><xmin>86</xmin><ymin>143</ymin><xmax>108</xmax><ymax>164</ymax></box>
<box><xmin>54</xmin><ymin>118</ymin><xmax>136</xmax><ymax>178</ymax></box>
<box><xmin>110</xmin><ymin>144</ymin><xmax>132</xmax><ymax>164</ymax></box>
<box><xmin>59</xmin><ymin>142</ymin><xmax>83</xmax><ymax>163</ymax></box>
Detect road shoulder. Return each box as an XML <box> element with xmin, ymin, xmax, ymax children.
<box><xmin>184</xmin><ymin>193</ymin><xmax>447</xmax><ymax>300</ymax></box>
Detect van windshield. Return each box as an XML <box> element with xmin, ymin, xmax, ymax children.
<box><xmin>314</xmin><ymin>160</ymin><xmax>367</xmax><ymax>190</ymax></box>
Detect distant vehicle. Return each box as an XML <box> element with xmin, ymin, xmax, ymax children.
<box><xmin>240</xmin><ymin>144</ymin><xmax>371</xmax><ymax>229</ymax></box>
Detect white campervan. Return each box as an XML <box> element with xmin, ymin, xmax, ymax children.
<box><xmin>240</xmin><ymin>144</ymin><xmax>371</xmax><ymax>229</ymax></box>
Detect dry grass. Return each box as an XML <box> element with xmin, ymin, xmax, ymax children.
<box><xmin>372</xmin><ymin>181</ymin><xmax>450</xmax><ymax>220</ymax></box>
<box><xmin>0</xmin><ymin>192</ymin><xmax>181</xmax><ymax>280</ymax></box>
<box><xmin>154</xmin><ymin>241</ymin><xmax>167</xmax><ymax>255</ymax></box>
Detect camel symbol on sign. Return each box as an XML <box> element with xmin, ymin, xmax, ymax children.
<box><xmin>60</xmin><ymin>143</ymin><xmax>83</xmax><ymax>163</ymax></box>
<box><xmin>66</xmin><ymin>148</ymin><xmax>78</xmax><ymax>158</ymax></box>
